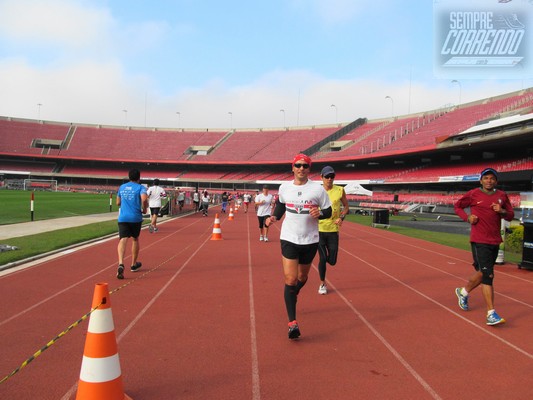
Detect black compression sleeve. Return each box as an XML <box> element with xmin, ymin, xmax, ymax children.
<box><xmin>318</xmin><ymin>206</ymin><xmax>332</xmax><ymax>219</ymax></box>
<box><xmin>272</xmin><ymin>198</ymin><xmax>286</xmax><ymax>219</ymax></box>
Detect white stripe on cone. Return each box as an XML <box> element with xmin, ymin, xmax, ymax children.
<box><xmin>79</xmin><ymin>354</ymin><xmax>122</xmax><ymax>383</ymax></box>
<box><xmin>87</xmin><ymin>308</ymin><xmax>115</xmax><ymax>334</ymax></box>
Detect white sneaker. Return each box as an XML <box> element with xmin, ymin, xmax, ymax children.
<box><xmin>259</xmin><ymin>235</ymin><xmax>264</xmax><ymax>241</ymax></box>
<box><xmin>318</xmin><ymin>284</ymin><xmax>327</xmax><ymax>295</ymax></box>
<box><xmin>263</xmin><ymin>237</ymin><xmax>269</xmax><ymax>242</ymax></box>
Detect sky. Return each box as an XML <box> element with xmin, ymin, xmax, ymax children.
<box><xmin>0</xmin><ymin>0</ymin><xmax>532</xmax><ymax>130</ymax></box>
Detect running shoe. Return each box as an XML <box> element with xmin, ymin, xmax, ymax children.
<box><xmin>154</xmin><ymin>227</ymin><xmax>159</xmax><ymax>232</ymax></box>
<box><xmin>117</xmin><ymin>264</ymin><xmax>124</xmax><ymax>280</ymax></box>
<box><xmin>263</xmin><ymin>237</ymin><xmax>269</xmax><ymax>242</ymax></box>
<box><xmin>260</xmin><ymin>235</ymin><xmax>264</xmax><ymax>241</ymax></box>
<box><xmin>486</xmin><ymin>311</ymin><xmax>506</xmax><ymax>326</ymax></box>
<box><xmin>130</xmin><ymin>261</ymin><xmax>142</xmax><ymax>272</ymax></box>
<box><xmin>455</xmin><ymin>287</ymin><xmax>469</xmax><ymax>311</ymax></box>
<box><xmin>318</xmin><ymin>283</ymin><xmax>327</xmax><ymax>295</ymax></box>
<box><xmin>149</xmin><ymin>225</ymin><xmax>154</xmax><ymax>233</ymax></box>
<box><xmin>288</xmin><ymin>320</ymin><xmax>300</xmax><ymax>339</ymax></box>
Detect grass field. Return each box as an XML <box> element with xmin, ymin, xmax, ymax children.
<box><xmin>0</xmin><ymin>190</ymin><xmax>116</xmax><ymax>225</ymax></box>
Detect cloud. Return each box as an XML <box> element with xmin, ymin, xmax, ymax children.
<box><xmin>0</xmin><ymin>54</ymin><xmax>526</xmax><ymax>130</ymax></box>
<box><xmin>0</xmin><ymin>0</ymin><xmax>113</xmax><ymax>49</ymax></box>
<box><xmin>0</xmin><ymin>1</ymin><xmax>528</xmax><ymax>130</ymax></box>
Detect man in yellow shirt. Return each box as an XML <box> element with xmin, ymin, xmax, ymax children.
<box><xmin>318</xmin><ymin>166</ymin><xmax>349</xmax><ymax>295</ymax></box>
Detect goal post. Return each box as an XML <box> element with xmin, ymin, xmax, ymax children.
<box><xmin>23</xmin><ymin>178</ymin><xmax>58</xmax><ymax>191</ymax></box>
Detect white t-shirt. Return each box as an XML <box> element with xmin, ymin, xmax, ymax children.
<box><xmin>147</xmin><ymin>185</ymin><xmax>166</xmax><ymax>207</ymax></box>
<box><xmin>255</xmin><ymin>193</ymin><xmax>273</xmax><ymax>217</ymax></box>
<box><xmin>277</xmin><ymin>179</ymin><xmax>331</xmax><ymax>245</ymax></box>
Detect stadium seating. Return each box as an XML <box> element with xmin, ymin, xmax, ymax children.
<box><xmin>316</xmin><ymin>90</ymin><xmax>533</xmax><ymax>159</ymax></box>
<box><xmin>0</xmin><ymin>119</ymin><xmax>70</xmax><ymax>155</ymax></box>
<box><xmin>198</xmin><ymin>126</ymin><xmax>338</xmax><ymax>162</ymax></box>
<box><xmin>64</xmin><ymin>126</ymin><xmax>227</xmax><ymax>161</ymax></box>
<box><xmin>1</xmin><ymin>88</ymin><xmax>532</xmax><ymax>194</ymax></box>
<box><xmin>0</xmin><ymin>160</ymin><xmax>57</xmax><ymax>173</ymax></box>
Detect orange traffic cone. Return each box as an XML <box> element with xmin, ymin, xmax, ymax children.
<box><xmin>76</xmin><ymin>283</ymin><xmax>132</xmax><ymax>400</ymax></box>
<box><xmin>210</xmin><ymin>214</ymin><xmax>223</xmax><ymax>240</ymax></box>
<box><xmin>228</xmin><ymin>208</ymin><xmax>234</xmax><ymax>221</ymax></box>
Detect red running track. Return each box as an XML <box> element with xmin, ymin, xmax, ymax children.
<box><xmin>1</xmin><ymin>208</ymin><xmax>532</xmax><ymax>399</ymax></box>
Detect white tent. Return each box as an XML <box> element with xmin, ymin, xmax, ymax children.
<box><xmin>343</xmin><ymin>182</ymin><xmax>373</xmax><ymax>197</ymax></box>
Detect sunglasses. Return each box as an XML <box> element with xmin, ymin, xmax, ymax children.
<box><xmin>323</xmin><ymin>174</ymin><xmax>335</xmax><ymax>179</ymax></box>
<box><xmin>293</xmin><ymin>163</ymin><xmax>310</xmax><ymax>169</ymax></box>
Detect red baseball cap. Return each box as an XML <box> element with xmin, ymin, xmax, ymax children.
<box><xmin>292</xmin><ymin>153</ymin><xmax>312</xmax><ymax>167</ymax></box>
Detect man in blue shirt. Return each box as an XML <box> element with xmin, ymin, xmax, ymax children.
<box><xmin>116</xmin><ymin>169</ymin><xmax>148</xmax><ymax>279</ymax></box>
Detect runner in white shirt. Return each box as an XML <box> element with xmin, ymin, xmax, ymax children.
<box><xmin>147</xmin><ymin>178</ymin><xmax>166</xmax><ymax>233</ymax></box>
<box><xmin>266</xmin><ymin>154</ymin><xmax>332</xmax><ymax>339</ymax></box>
<box><xmin>243</xmin><ymin>192</ymin><xmax>252</xmax><ymax>212</ymax></box>
<box><xmin>255</xmin><ymin>185</ymin><xmax>274</xmax><ymax>242</ymax></box>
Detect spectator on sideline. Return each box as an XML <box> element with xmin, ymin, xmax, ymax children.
<box><xmin>317</xmin><ymin>166</ymin><xmax>350</xmax><ymax>295</ymax></box>
<box><xmin>454</xmin><ymin>167</ymin><xmax>514</xmax><ymax>326</ymax></box>
<box><xmin>147</xmin><ymin>178</ymin><xmax>166</xmax><ymax>233</ymax></box>
<box><xmin>255</xmin><ymin>185</ymin><xmax>274</xmax><ymax>242</ymax></box>
<box><xmin>266</xmin><ymin>154</ymin><xmax>332</xmax><ymax>339</ymax></box>
<box><xmin>116</xmin><ymin>168</ymin><xmax>148</xmax><ymax>279</ymax></box>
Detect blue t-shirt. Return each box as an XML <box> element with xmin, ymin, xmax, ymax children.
<box><xmin>117</xmin><ymin>182</ymin><xmax>147</xmax><ymax>223</ymax></box>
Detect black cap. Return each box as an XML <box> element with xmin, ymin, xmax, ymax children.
<box><xmin>321</xmin><ymin>166</ymin><xmax>335</xmax><ymax>176</ymax></box>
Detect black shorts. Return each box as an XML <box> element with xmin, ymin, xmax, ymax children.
<box><xmin>149</xmin><ymin>207</ymin><xmax>161</xmax><ymax>216</ymax></box>
<box><xmin>258</xmin><ymin>215</ymin><xmax>270</xmax><ymax>229</ymax></box>
<box><xmin>471</xmin><ymin>242</ymin><xmax>498</xmax><ymax>274</ymax></box>
<box><xmin>118</xmin><ymin>222</ymin><xmax>142</xmax><ymax>239</ymax></box>
<box><xmin>280</xmin><ymin>240</ymin><xmax>319</xmax><ymax>264</ymax></box>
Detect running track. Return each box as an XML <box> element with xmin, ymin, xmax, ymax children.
<box><xmin>1</xmin><ymin>208</ymin><xmax>532</xmax><ymax>399</ymax></box>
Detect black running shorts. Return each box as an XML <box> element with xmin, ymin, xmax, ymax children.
<box><xmin>118</xmin><ymin>222</ymin><xmax>142</xmax><ymax>239</ymax></box>
<box><xmin>471</xmin><ymin>242</ymin><xmax>498</xmax><ymax>280</ymax></box>
<box><xmin>258</xmin><ymin>215</ymin><xmax>270</xmax><ymax>229</ymax></box>
<box><xmin>280</xmin><ymin>240</ymin><xmax>319</xmax><ymax>264</ymax></box>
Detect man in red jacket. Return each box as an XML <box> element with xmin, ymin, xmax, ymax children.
<box><xmin>454</xmin><ymin>168</ymin><xmax>514</xmax><ymax>326</ymax></box>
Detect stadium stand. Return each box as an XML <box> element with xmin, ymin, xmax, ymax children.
<box><xmin>248</xmin><ymin>126</ymin><xmax>339</xmax><ymax>161</ymax></box>
<box><xmin>1</xmin><ymin>87</ymin><xmax>532</xmax><ymax>204</ymax></box>
<box><xmin>63</xmin><ymin>126</ymin><xmax>228</xmax><ymax>161</ymax></box>
<box><xmin>0</xmin><ymin>160</ymin><xmax>57</xmax><ymax>173</ymax></box>
<box><xmin>197</xmin><ymin>126</ymin><xmax>339</xmax><ymax>162</ymax></box>
<box><xmin>316</xmin><ymin>90</ymin><xmax>533</xmax><ymax>159</ymax></box>
<box><xmin>0</xmin><ymin>119</ymin><xmax>70</xmax><ymax>155</ymax></box>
